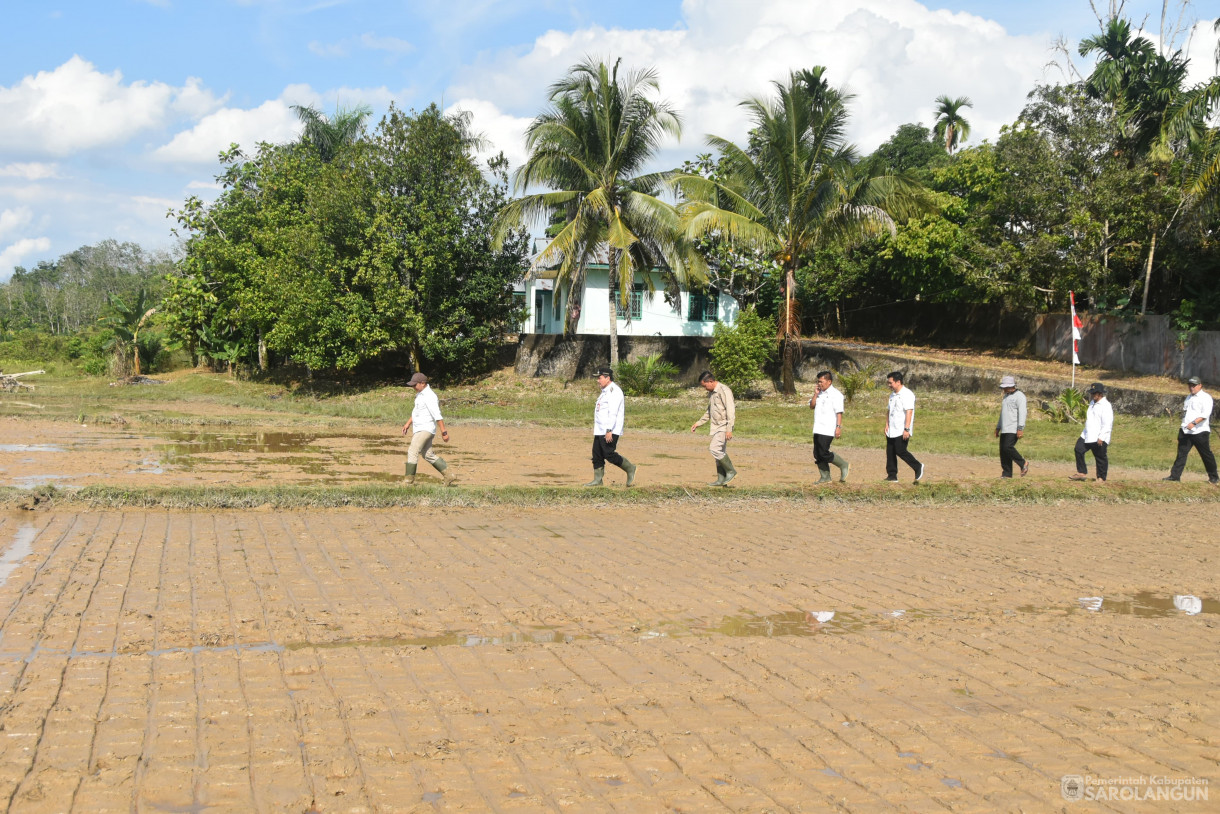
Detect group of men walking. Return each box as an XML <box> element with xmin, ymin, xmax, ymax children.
<box><xmin>398</xmin><ymin>366</ymin><xmax>1218</xmax><ymax>488</ymax></box>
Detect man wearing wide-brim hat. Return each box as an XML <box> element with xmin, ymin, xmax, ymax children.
<box><xmin>1163</xmin><ymin>376</ymin><xmax>1218</xmax><ymax>485</ymax></box>
<box><xmin>1070</xmin><ymin>382</ymin><xmax>1112</xmax><ymax>482</ymax></box>
<box><xmin>994</xmin><ymin>375</ymin><xmax>1028</xmax><ymax>478</ymax></box>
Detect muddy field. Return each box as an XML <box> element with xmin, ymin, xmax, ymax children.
<box><xmin>0</xmin><ymin>501</ymin><xmax>1216</xmax><ymax>813</ymax></box>
<box><xmin>0</xmin><ymin>418</ymin><xmax>1176</xmax><ymax>490</ymax></box>
<box><xmin>0</xmin><ymin>415</ymin><xmax>1217</xmax><ymax>812</ymax></box>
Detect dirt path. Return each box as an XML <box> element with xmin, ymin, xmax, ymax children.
<box><xmin>0</xmin><ymin>503</ymin><xmax>1215</xmax><ymax>812</ymax></box>
<box><xmin>0</xmin><ymin>418</ymin><xmax>1175</xmax><ymax>490</ymax></box>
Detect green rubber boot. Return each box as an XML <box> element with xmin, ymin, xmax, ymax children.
<box><xmin>619</xmin><ymin>457</ymin><xmax>637</xmax><ymax>487</ymax></box>
<box><xmin>403</xmin><ymin>461</ymin><xmax>417</xmax><ymax>486</ymax></box>
<box><xmin>832</xmin><ymin>453</ymin><xmax>850</xmax><ymax>483</ymax></box>
<box><xmin>720</xmin><ymin>454</ymin><xmax>737</xmax><ymax>486</ymax></box>
<box><xmin>817</xmin><ymin>464</ymin><xmax>832</xmax><ymax>483</ymax></box>
<box><xmin>709</xmin><ymin>459</ymin><xmax>727</xmax><ymax>487</ymax></box>
<box><xmin>433</xmin><ymin>458</ymin><xmax>456</xmax><ymax>487</ymax></box>
<box><xmin>584</xmin><ymin>467</ymin><xmax>604</xmax><ymax>487</ymax></box>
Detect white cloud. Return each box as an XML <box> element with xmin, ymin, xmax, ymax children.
<box><xmin>0</xmin><ymin>207</ymin><xmax>34</xmax><ymax>240</ymax></box>
<box><xmin>447</xmin><ymin>98</ymin><xmax>534</xmax><ymax>172</ymax></box>
<box><xmin>310</xmin><ymin>33</ymin><xmax>414</xmax><ymax>58</ymax></box>
<box><xmin>0</xmin><ymin>237</ymin><xmax>52</xmax><ymax>278</ymax></box>
<box><xmin>152</xmin><ymin>98</ymin><xmax>303</xmax><ymax>164</ymax></box>
<box><xmin>0</xmin><ymin>163</ymin><xmax>61</xmax><ymax>180</ymax></box>
<box><xmin>186</xmin><ymin>179</ymin><xmax>222</xmax><ymax>190</ymax></box>
<box><xmin>0</xmin><ymin>56</ymin><xmax>234</xmax><ymax>157</ymax></box>
<box><xmin>449</xmin><ymin>0</ymin><xmax>1057</xmax><ymax>163</ymax></box>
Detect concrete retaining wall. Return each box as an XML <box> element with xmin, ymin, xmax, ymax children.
<box><xmin>515</xmin><ymin>334</ymin><xmax>714</xmax><ymax>383</ymax></box>
<box><xmin>515</xmin><ymin>335</ymin><xmax>1195</xmax><ymax>416</ymax></box>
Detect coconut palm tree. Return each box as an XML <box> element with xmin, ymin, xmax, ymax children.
<box><xmin>291</xmin><ymin>103</ymin><xmax>373</xmax><ymax>162</ymax></box>
<box><xmin>494</xmin><ymin>58</ymin><xmax>704</xmax><ymax>367</ymax></box>
<box><xmin>932</xmin><ymin>95</ymin><xmax>973</xmax><ymax>155</ymax></box>
<box><xmin>676</xmin><ymin>70</ymin><xmax>932</xmax><ymax>395</ymax></box>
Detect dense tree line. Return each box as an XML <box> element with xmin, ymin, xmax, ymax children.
<box><xmin>4</xmin><ymin>12</ymin><xmax>1217</xmax><ymax>380</ymax></box>
<box><xmin>0</xmin><ymin>240</ymin><xmax>172</xmax><ymax>337</ymax></box>
<box><xmin>165</xmin><ymin>103</ymin><xmax>529</xmax><ymax>377</ymax></box>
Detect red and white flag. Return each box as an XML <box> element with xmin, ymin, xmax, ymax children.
<box><xmin>1070</xmin><ymin>291</ymin><xmax>1082</xmax><ymax>365</ymax></box>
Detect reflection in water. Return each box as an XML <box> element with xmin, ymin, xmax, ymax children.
<box><xmin>0</xmin><ymin>519</ymin><xmax>36</xmax><ymax>586</ymax></box>
<box><xmin>0</xmin><ymin>444</ymin><xmax>64</xmax><ymax>453</ymax></box>
<box><xmin>1056</xmin><ymin>593</ymin><xmax>1218</xmax><ymax>617</ymax></box>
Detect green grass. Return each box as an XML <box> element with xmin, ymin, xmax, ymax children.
<box><xmin>1</xmin><ymin>480</ymin><xmax>1215</xmax><ymax>511</ymax></box>
<box><xmin>1</xmin><ymin>366</ymin><xmax>1212</xmax><ymax>476</ymax></box>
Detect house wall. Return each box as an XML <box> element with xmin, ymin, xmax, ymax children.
<box><xmin>522</xmin><ymin>268</ymin><xmax>738</xmax><ymax>337</ymax></box>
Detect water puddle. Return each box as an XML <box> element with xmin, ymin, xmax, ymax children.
<box><xmin>0</xmin><ymin>444</ymin><xmax>64</xmax><ymax>453</ymax></box>
<box><xmin>1022</xmin><ymin>593</ymin><xmax>1220</xmax><ymax>618</ymax></box>
<box><xmin>10</xmin><ymin>474</ymin><xmax>78</xmax><ymax>488</ymax></box>
<box><xmin>0</xmin><ymin>519</ymin><xmax>37</xmax><ymax>587</ymax></box>
<box><xmin>285</xmin><ymin>626</ymin><xmax>578</xmax><ymax>651</ymax></box>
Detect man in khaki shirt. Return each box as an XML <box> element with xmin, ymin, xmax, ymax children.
<box><xmin>690</xmin><ymin>370</ymin><xmax>738</xmax><ymax>486</ymax></box>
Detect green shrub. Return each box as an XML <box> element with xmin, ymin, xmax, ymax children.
<box><xmin>617</xmin><ymin>353</ymin><xmax>681</xmax><ymax>397</ymax></box>
<box><xmin>1040</xmin><ymin>387</ymin><xmax>1088</xmax><ymax>423</ymax></box>
<box><xmin>709</xmin><ymin>307</ymin><xmax>776</xmax><ymax>396</ymax></box>
<box><xmin>836</xmin><ymin>362</ymin><xmax>882</xmax><ymax>403</ymax></box>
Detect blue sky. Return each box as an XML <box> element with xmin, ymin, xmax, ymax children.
<box><xmin>1</xmin><ymin>0</ymin><xmax>1216</xmax><ymax>279</ymax></box>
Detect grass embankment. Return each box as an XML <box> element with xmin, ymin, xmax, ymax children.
<box><xmin>1</xmin><ymin>366</ymin><xmax>1208</xmax><ymax>475</ymax></box>
<box><xmin>0</xmin><ymin>480</ymin><xmax>1214</xmax><ymax>511</ymax></box>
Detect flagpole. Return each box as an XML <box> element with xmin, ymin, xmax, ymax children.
<box><xmin>1069</xmin><ymin>291</ymin><xmax>1080</xmax><ymax>389</ymax></box>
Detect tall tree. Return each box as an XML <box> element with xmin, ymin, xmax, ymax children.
<box><xmin>494</xmin><ymin>57</ymin><xmax>704</xmax><ymax>367</ymax></box>
<box><xmin>292</xmin><ymin>103</ymin><xmax>373</xmax><ymax>163</ymax></box>
<box><xmin>677</xmin><ymin>70</ymin><xmax>932</xmax><ymax>394</ymax></box>
<box><xmin>932</xmin><ymin>95</ymin><xmax>973</xmax><ymax>154</ymax></box>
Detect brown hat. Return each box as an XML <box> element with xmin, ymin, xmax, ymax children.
<box><xmin>407</xmin><ymin>372</ymin><xmax>428</xmax><ymax>386</ymax></box>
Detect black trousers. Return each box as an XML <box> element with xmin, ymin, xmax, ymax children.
<box><xmin>813</xmin><ymin>433</ymin><xmax>835</xmax><ymax>466</ymax></box>
<box><xmin>885</xmin><ymin>436</ymin><xmax>921</xmax><ymax>478</ymax></box>
<box><xmin>1169</xmin><ymin>430</ymin><xmax>1218</xmax><ymax>480</ymax></box>
<box><xmin>1074</xmin><ymin>437</ymin><xmax>1109</xmax><ymax>481</ymax></box>
<box><xmin>591</xmin><ymin>434</ymin><xmax>623</xmax><ymax>469</ymax></box>
<box><xmin>998</xmin><ymin>433</ymin><xmax>1026</xmax><ymax>477</ymax></box>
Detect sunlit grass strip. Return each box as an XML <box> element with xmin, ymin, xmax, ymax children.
<box><xmin>2</xmin><ymin>482</ymin><xmax>1216</xmax><ymax>510</ymax></box>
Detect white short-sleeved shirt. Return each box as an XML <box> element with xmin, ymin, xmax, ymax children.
<box><xmin>594</xmin><ymin>381</ymin><xmax>625</xmax><ymax>436</ymax></box>
<box><xmin>411</xmin><ymin>385</ymin><xmax>443</xmax><ymax>434</ymax></box>
<box><xmin>886</xmin><ymin>386</ymin><xmax>915</xmax><ymax>438</ymax></box>
<box><xmin>1182</xmin><ymin>390</ymin><xmax>1213</xmax><ymax>434</ymax></box>
<box><xmin>812</xmin><ymin>385</ymin><xmax>844</xmax><ymax>436</ymax></box>
<box><xmin>1081</xmin><ymin>397</ymin><xmax>1113</xmax><ymax>444</ymax></box>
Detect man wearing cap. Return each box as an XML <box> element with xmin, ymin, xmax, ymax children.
<box><xmin>586</xmin><ymin>366</ymin><xmax>637</xmax><ymax>487</ymax></box>
<box><xmin>400</xmin><ymin>372</ymin><xmax>456</xmax><ymax>486</ymax></box>
<box><xmin>690</xmin><ymin>370</ymin><xmax>737</xmax><ymax>486</ymax></box>
<box><xmin>994</xmin><ymin>375</ymin><xmax>1028</xmax><ymax>478</ymax></box>
<box><xmin>1164</xmin><ymin>376</ymin><xmax>1218</xmax><ymax>484</ymax></box>
<box><xmin>1070</xmin><ymin>382</ymin><xmax>1112</xmax><ymax>482</ymax></box>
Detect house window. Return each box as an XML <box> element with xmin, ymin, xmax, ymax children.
<box><xmin>688</xmin><ymin>289</ymin><xmax>720</xmax><ymax>322</ymax></box>
<box><xmin>613</xmin><ymin>283</ymin><xmax>644</xmax><ymax>320</ymax></box>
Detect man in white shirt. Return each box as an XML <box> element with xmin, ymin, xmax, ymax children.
<box><xmin>586</xmin><ymin>366</ymin><xmax>637</xmax><ymax>487</ymax></box>
<box><xmin>1070</xmin><ymin>382</ymin><xmax>1113</xmax><ymax>482</ymax></box>
<box><xmin>883</xmin><ymin>371</ymin><xmax>924</xmax><ymax>483</ymax></box>
<box><xmin>400</xmin><ymin>372</ymin><xmax>456</xmax><ymax>486</ymax></box>
<box><xmin>809</xmin><ymin>370</ymin><xmax>848</xmax><ymax>483</ymax></box>
<box><xmin>1164</xmin><ymin>376</ymin><xmax>1218</xmax><ymax>484</ymax></box>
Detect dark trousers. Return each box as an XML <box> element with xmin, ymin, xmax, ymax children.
<box><xmin>813</xmin><ymin>433</ymin><xmax>835</xmax><ymax>466</ymax></box>
<box><xmin>1169</xmin><ymin>430</ymin><xmax>1218</xmax><ymax>480</ymax></box>
<box><xmin>592</xmin><ymin>434</ymin><xmax>623</xmax><ymax>469</ymax></box>
<box><xmin>1074</xmin><ymin>437</ymin><xmax>1109</xmax><ymax>481</ymax></box>
<box><xmin>885</xmin><ymin>436</ymin><xmax>921</xmax><ymax>478</ymax></box>
<box><xmin>998</xmin><ymin>433</ymin><xmax>1026</xmax><ymax>477</ymax></box>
